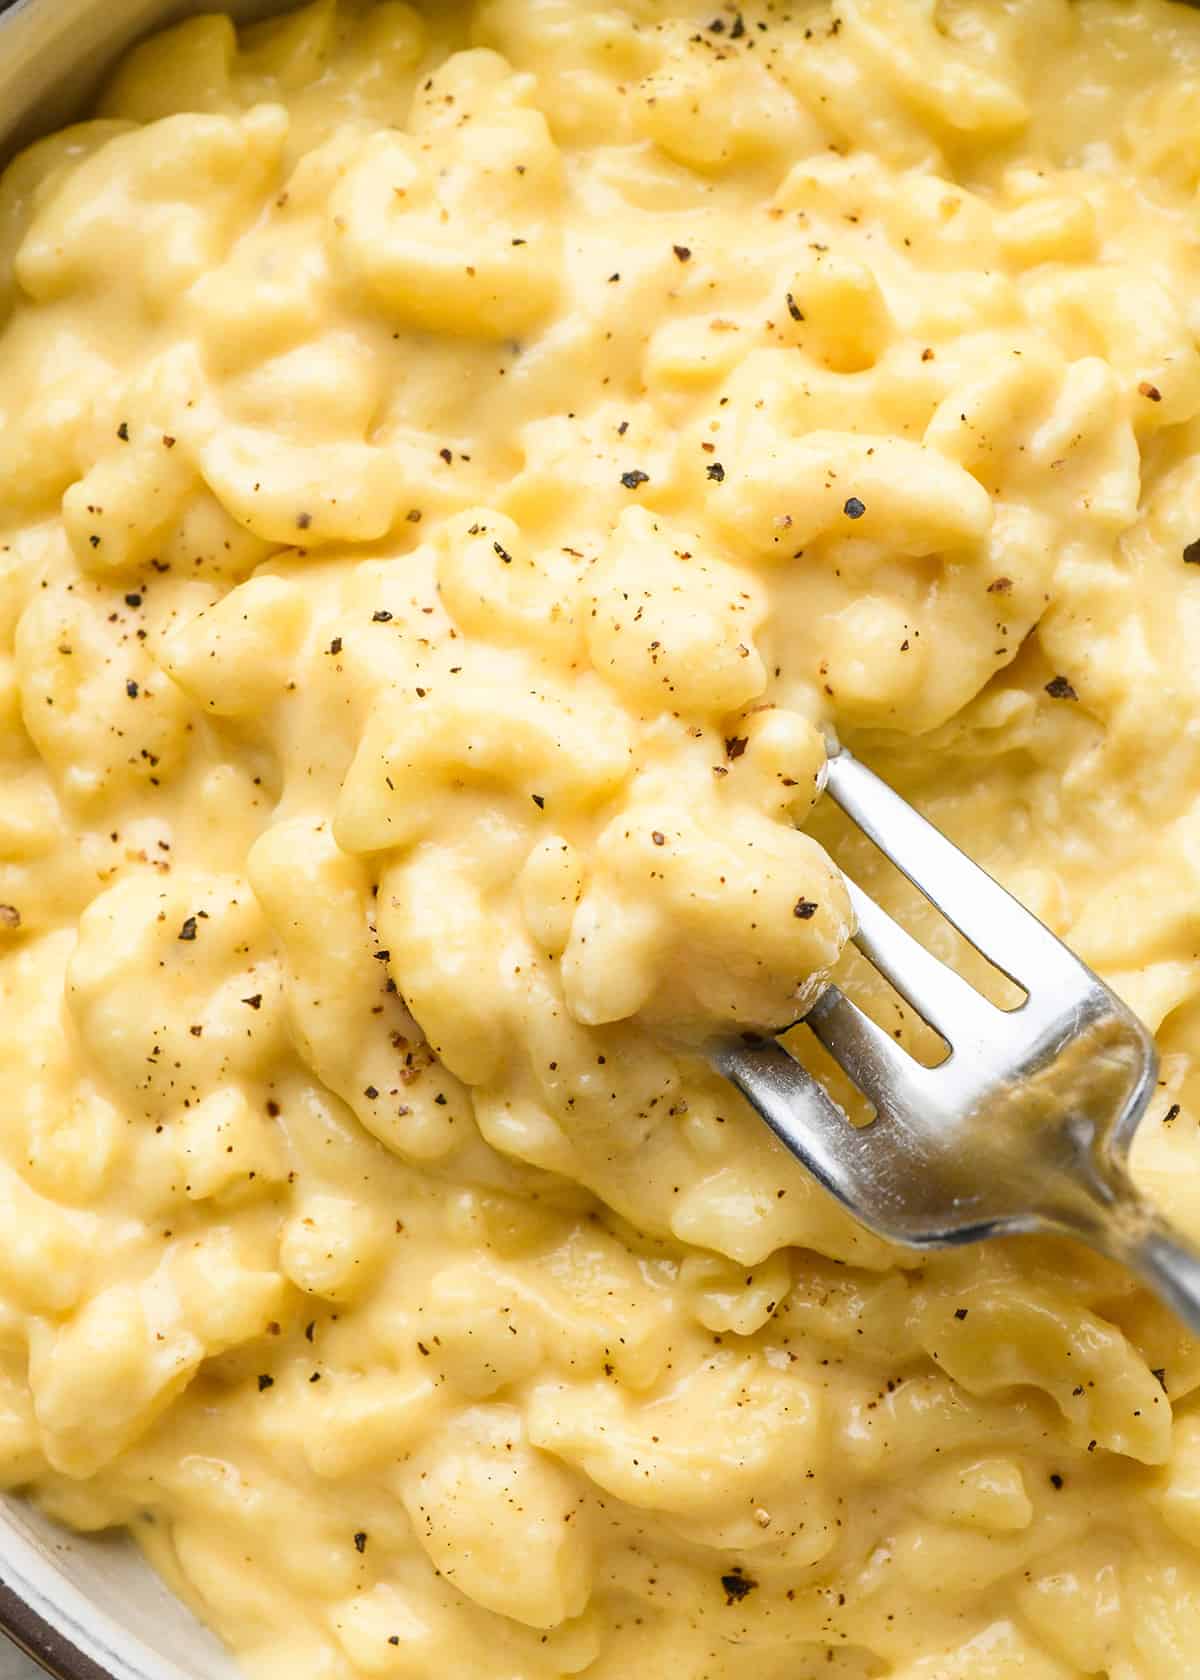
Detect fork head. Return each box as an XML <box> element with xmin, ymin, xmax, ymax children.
<box><xmin>712</xmin><ymin>747</ymin><xmax>1160</xmax><ymax>1252</ymax></box>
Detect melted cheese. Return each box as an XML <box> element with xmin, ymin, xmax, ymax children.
<box><xmin>0</xmin><ymin>1</ymin><xmax>1199</xmax><ymax>1675</ymax></box>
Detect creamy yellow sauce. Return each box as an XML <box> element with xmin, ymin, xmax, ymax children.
<box><xmin>2</xmin><ymin>0</ymin><xmax>1200</xmax><ymax>1674</ymax></box>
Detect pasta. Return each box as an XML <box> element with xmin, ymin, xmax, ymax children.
<box><xmin>0</xmin><ymin>0</ymin><xmax>1199</xmax><ymax>1674</ymax></box>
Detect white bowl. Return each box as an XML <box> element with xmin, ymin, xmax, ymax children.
<box><xmin>0</xmin><ymin>13</ymin><xmax>285</xmax><ymax>1678</ymax></box>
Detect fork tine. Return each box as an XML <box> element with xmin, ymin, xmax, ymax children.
<box><xmin>843</xmin><ymin>877</ymin><xmax>1001</xmax><ymax>1040</ymax></box>
<box><xmin>711</xmin><ymin>1033</ymin><xmax>880</xmax><ymax>1209</ymax></box>
<box><xmin>824</xmin><ymin>750</ymin><xmax>1078</xmax><ymax>991</ymax></box>
<box><xmin>805</xmin><ymin>983</ymin><xmax>938</xmax><ymax>1117</ymax></box>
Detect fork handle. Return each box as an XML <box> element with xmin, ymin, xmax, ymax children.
<box><xmin>1119</xmin><ymin>1213</ymin><xmax>1200</xmax><ymax>1338</ymax></box>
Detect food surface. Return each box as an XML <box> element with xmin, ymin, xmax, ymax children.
<box><xmin>2</xmin><ymin>0</ymin><xmax>1200</xmax><ymax>1674</ymax></box>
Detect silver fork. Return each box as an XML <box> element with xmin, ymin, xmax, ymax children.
<box><xmin>713</xmin><ymin>746</ymin><xmax>1200</xmax><ymax>1333</ymax></box>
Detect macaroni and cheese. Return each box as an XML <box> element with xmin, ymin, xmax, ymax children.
<box><xmin>0</xmin><ymin>0</ymin><xmax>1199</xmax><ymax>1675</ymax></box>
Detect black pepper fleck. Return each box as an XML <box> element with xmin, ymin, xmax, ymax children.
<box><xmin>1044</xmin><ymin>675</ymin><xmax>1078</xmax><ymax>700</ymax></box>
<box><xmin>721</xmin><ymin>1571</ymin><xmax>757</xmax><ymax>1604</ymax></box>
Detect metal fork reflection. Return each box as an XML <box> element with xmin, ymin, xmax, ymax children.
<box><xmin>713</xmin><ymin>747</ymin><xmax>1200</xmax><ymax>1332</ymax></box>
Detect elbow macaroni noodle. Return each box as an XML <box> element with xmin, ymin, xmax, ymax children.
<box><xmin>0</xmin><ymin>0</ymin><xmax>1199</xmax><ymax>1673</ymax></box>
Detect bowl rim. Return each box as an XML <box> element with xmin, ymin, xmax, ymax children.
<box><xmin>0</xmin><ymin>1578</ymin><xmax>114</xmax><ymax>1680</ymax></box>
